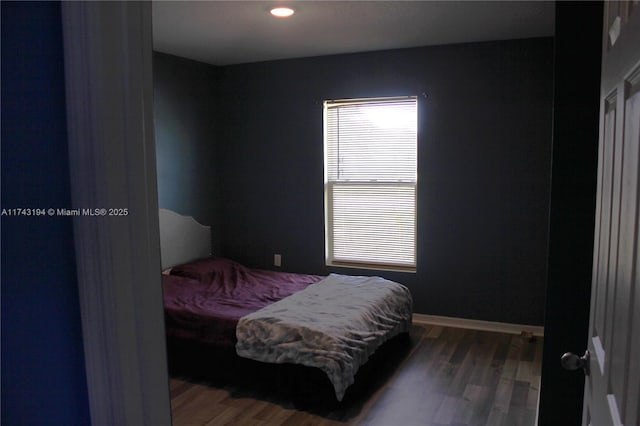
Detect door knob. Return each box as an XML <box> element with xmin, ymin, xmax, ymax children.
<box><xmin>561</xmin><ymin>350</ymin><xmax>590</xmax><ymax>376</ymax></box>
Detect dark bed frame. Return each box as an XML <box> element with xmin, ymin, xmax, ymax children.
<box><xmin>166</xmin><ymin>330</ymin><xmax>414</xmax><ymax>408</ymax></box>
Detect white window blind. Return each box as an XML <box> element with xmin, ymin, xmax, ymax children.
<box><xmin>324</xmin><ymin>97</ymin><xmax>417</xmax><ymax>271</ymax></box>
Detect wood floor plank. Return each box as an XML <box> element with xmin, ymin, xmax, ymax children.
<box><xmin>526</xmin><ymin>383</ymin><xmax>540</xmax><ymax>411</ymax></box>
<box><xmin>361</xmin><ymin>387</ymin><xmax>445</xmax><ymax>426</ymax></box>
<box><xmin>467</xmin><ymin>337</ymin><xmax>499</xmax><ymax>388</ymax></box>
<box><xmin>433</xmin><ymin>395</ymin><xmax>462</xmax><ymax>424</ymax></box>
<box><xmin>426</xmin><ymin>325</ymin><xmax>444</xmax><ymax>339</ymax></box>
<box><xmin>173</xmin><ymin>387</ymin><xmax>229</xmax><ymax>425</ymax></box>
<box><xmin>457</xmin><ymin>383</ymin><xmax>492</xmax><ymax>426</ymax></box>
<box><xmin>170</xmin><ymin>325</ymin><xmax>543</xmax><ymax>426</ymax></box>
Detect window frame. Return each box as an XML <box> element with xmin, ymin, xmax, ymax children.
<box><xmin>323</xmin><ymin>96</ymin><xmax>418</xmax><ymax>273</ymax></box>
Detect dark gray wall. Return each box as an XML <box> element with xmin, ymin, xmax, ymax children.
<box><xmin>154</xmin><ymin>37</ymin><xmax>554</xmax><ymax>325</ymax></box>
<box><xmin>153</xmin><ymin>52</ymin><xmax>221</xmax><ymax>251</ymax></box>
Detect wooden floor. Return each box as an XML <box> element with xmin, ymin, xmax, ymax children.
<box><xmin>169</xmin><ymin>324</ymin><xmax>543</xmax><ymax>426</ymax></box>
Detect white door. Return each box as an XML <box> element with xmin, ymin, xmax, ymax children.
<box><xmin>576</xmin><ymin>2</ymin><xmax>640</xmax><ymax>425</ymax></box>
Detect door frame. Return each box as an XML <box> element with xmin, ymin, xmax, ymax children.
<box><xmin>61</xmin><ymin>3</ymin><xmax>171</xmax><ymax>424</ymax></box>
<box><xmin>537</xmin><ymin>2</ymin><xmax>603</xmax><ymax>425</ymax></box>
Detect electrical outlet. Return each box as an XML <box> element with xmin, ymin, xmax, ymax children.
<box><xmin>274</xmin><ymin>254</ymin><xmax>282</xmax><ymax>267</ymax></box>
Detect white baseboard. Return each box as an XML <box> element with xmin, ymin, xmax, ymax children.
<box><xmin>412</xmin><ymin>313</ymin><xmax>544</xmax><ymax>337</ymax></box>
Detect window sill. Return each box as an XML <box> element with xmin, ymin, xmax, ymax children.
<box><xmin>327</xmin><ymin>260</ymin><xmax>416</xmax><ymax>274</ymax></box>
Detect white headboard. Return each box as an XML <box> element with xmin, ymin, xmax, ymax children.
<box><xmin>158</xmin><ymin>209</ymin><xmax>212</xmax><ymax>269</ymax></box>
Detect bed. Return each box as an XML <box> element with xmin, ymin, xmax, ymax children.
<box><xmin>159</xmin><ymin>208</ymin><xmax>413</xmax><ymax>402</ymax></box>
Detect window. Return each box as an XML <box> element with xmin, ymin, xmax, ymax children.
<box><xmin>324</xmin><ymin>96</ymin><xmax>418</xmax><ymax>272</ymax></box>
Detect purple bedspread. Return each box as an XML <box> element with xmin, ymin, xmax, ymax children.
<box><xmin>162</xmin><ymin>257</ymin><xmax>323</xmax><ymax>349</ymax></box>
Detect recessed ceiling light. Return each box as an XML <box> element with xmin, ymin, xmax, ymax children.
<box><xmin>270</xmin><ymin>7</ymin><xmax>295</xmax><ymax>18</ymax></box>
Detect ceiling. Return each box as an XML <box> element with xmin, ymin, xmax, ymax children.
<box><xmin>152</xmin><ymin>1</ymin><xmax>555</xmax><ymax>67</ymax></box>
